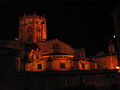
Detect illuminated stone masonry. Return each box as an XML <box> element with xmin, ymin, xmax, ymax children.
<box><xmin>17</xmin><ymin>14</ymin><xmax>99</xmax><ymax>72</ymax></box>
<box><xmin>16</xmin><ymin>14</ymin><xmax>119</xmax><ymax>72</ymax></box>
<box><xmin>0</xmin><ymin>13</ymin><xmax>118</xmax><ymax>72</ymax></box>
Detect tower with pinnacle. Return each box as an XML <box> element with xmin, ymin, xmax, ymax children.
<box><xmin>18</xmin><ymin>13</ymin><xmax>47</xmax><ymax>43</ymax></box>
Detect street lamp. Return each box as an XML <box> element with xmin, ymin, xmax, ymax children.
<box><xmin>113</xmin><ymin>35</ymin><xmax>116</xmax><ymax>39</ymax></box>
<box><xmin>116</xmin><ymin>65</ymin><xmax>120</xmax><ymax>69</ymax></box>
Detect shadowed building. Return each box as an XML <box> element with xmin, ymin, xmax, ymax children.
<box><xmin>94</xmin><ymin>40</ymin><xmax>118</xmax><ymax>70</ymax></box>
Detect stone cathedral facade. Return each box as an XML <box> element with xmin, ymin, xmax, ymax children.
<box><xmin>0</xmin><ymin>14</ymin><xmax>118</xmax><ymax>72</ymax></box>
<box><xmin>16</xmin><ymin>14</ymin><xmax>98</xmax><ymax>72</ymax></box>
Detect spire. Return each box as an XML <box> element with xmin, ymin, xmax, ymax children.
<box><xmin>108</xmin><ymin>39</ymin><xmax>115</xmax><ymax>54</ymax></box>
<box><xmin>19</xmin><ymin>12</ymin><xmax>47</xmax><ymax>44</ymax></box>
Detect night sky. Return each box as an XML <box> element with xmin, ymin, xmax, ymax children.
<box><xmin>0</xmin><ymin>1</ymin><xmax>118</xmax><ymax>57</ymax></box>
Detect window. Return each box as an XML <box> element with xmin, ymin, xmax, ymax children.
<box><xmin>41</xmin><ymin>21</ymin><xmax>45</xmax><ymax>24</ymax></box>
<box><xmin>82</xmin><ymin>63</ymin><xmax>85</xmax><ymax>69</ymax></box>
<box><xmin>37</xmin><ymin>27</ymin><xmax>40</xmax><ymax>32</ymax></box>
<box><xmin>60</xmin><ymin>63</ymin><xmax>66</xmax><ymax>69</ymax></box>
<box><xmin>36</xmin><ymin>21</ymin><xmax>41</xmax><ymax>24</ymax></box>
<box><xmin>38</xmin><ymin>64</ymin><xmax>42</xmax><ymax>69</ymax></box>
<box><xmin>27</xmin><ymin>26</ymin><xmax>33</xmax><ymax>32</ymax></box>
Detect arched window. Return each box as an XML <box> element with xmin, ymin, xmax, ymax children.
<box><xmin>38</xmin><ymin>64</ymin><xmax>42</xmax><ymax>69</ymax></box>
<box><xmin>37</xmin><ymin>27</ymin><xmax>40</xmax><ymax>32</ymax></box>
<box><xmin>60</xmin><ymin>63</ymin><xmax>66</xmax><ymax>69</ymax></box>
<box><xmin>82</xmin><ymin>63</ymin><xmax>85</xmax><ymax>70</ymax></box>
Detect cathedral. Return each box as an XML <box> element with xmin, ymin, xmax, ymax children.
<box><xmin>0</xmin><ymin>13</ymin><xmax>119</xmax><ymax>72</ymax></box>
<box><xmin>0</xmin><ymin>13</ymin><xmax>120</xmax><ymax>90</ymax></box>
<box><xmin>17</xmin><ymin>13</ymin><xmax>97</xmax><ymax>72</ymax></box>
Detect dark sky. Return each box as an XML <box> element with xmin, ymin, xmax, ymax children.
<box><xmin>0</xmin><ymin>1</ymin><xmax>119</xmax><ymax>57</ymax></box>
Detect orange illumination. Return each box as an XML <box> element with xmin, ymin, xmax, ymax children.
<box><xmin>19</xmin><ymin>14</ymin><xmax>47</xmax><ymax>43</ymax></box>
<box><xmin>17</xmin><ymin>14</ymin><xmax>117</xmax><ymax>72</ymax></box>
<box><xmin>116</xmin><ymin>65</ymin><xmax>120</xmax><ymax>69</ymax></box>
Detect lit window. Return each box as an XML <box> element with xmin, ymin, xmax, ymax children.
<box><xmin>60</xmin><ymin>63</ymin><xmax>66</xmax><ymax>69</ymax></box>
<box><xmin>38</xmin><ymin>64</ymin><xmax>42</xmax><ymax>69</ymax></box>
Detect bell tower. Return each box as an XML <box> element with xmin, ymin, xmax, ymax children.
<box><xmin>18</xmin><ymin>13</ymin><xmax>47</xmax><ymax>43</ymax></box>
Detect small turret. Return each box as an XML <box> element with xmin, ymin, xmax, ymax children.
<box><xmin>108</xmin><ymin>40</ymin><xmax>115</xmax><ymax>54</ymax></box>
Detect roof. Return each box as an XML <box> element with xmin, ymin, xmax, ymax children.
<box><xmin>38</xmin><ymin>38</ymin><xmax>73</xmax><ymax>48</ymax></box>
<box><xmin>95</xmin><ymin>51</ymin><xmax>107</xmax><ymax>58</ymax></box>
<box><xmin>45</xmin><ymin>52</ymin><xmax>72</xmax><ymax>56</ymax></box>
